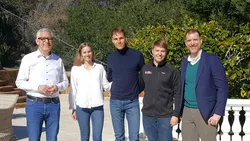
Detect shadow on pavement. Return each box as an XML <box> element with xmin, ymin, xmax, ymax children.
<box><xmin>12</xmin><ymin>113</ymin><xmax>26</xmax><ymax>119</ymax></box>
<box><xmin>138</xmin><ymin>133</ymin><xmax>180</xmax><ymax>141</ymax></box>
<box><xmin>13</xmin><ymin>126</ymin><xmax>45</xmax><ymax>140</ymax></box>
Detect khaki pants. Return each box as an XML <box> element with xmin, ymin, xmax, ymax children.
<box><xmin>181</xmin><ymin>106</ymin><xmax>217</xmax><ymax>141</ymax></box>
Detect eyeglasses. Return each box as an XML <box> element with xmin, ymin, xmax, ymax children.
<box><xmin>38</xmin><ymin>37</ymin><xmax>53</xmax><ymax>41</ymax></box>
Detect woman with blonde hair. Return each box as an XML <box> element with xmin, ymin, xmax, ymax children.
<box><xmin>69</xmin><ymin>43</ymin><xmax>111</xmax><ymax>141</ymax></box>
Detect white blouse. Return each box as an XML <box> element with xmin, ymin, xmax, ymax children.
<box><xmin>69</xmin><ymin>63</ymin><xmax>111</xmax><ymax>109</ymax></box>
<box><xmin>187</xmin><ymin>50</ymin><xmax>202</xmax><ymax>65</ymax></box>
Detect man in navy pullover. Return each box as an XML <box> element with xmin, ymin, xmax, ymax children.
<box><xmin>107</xmin><ymin>27</ymin><xmax>144</xmax><ymax>141</ymax></box>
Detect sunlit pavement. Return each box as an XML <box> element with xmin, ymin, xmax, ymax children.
<box><xmin>12</xmin><ymin>94</ymin><xmax>116</xmax><ymax>141</ymax></box>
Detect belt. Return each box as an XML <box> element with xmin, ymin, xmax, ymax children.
<box><xmin>27</xmin><ymin>95</ymin><xmax>59</xmax><ymax>103</ymax></box>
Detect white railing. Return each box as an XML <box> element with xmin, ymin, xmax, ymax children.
<box><xmin>138</xmin><ymin>98</ymin><xmax>250</xmax><ymax>141</ymax></box>
<box><xmin>219</xmin><ymin>99</ymin><xmax>250</xmax><ymax>141</ymax></box>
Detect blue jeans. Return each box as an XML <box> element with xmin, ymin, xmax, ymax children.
<box><xmin>76</xmin><ymin>105</ymin><xmax>104</xmax><ymax>141</ymax></box>
<box><xmin>143</xmin><ymin>115</ymin><xmax>172</xmax><ymax>141</ymax></box>
<box><xmin>25</xmin><ymin>98</ymin><xmax>60</xmax><ymax>141</ymax></box>
<box><xmin>110</xmin><ymin>99</ymin><xmax>140</xmax><ymax>141</ymax></box>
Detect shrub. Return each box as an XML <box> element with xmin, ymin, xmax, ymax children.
<box><xmin>128</xmin><ymin>15</ymin><xmax>250</xmax><ymax>99</ymax></box>
<box><xmin>0</xmin><ymin>44</ymin><xmax>20</xmax><ymax>67</ymax></box>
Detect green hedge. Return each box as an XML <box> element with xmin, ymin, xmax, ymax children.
<box><xmin>128</xmin><ymin>16</ymin><xmax>250</xmax><ymax>99</ymax></box>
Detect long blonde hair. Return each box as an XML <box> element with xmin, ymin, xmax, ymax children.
<box><xmin>73</xmin><ymin>43</ymin><xmax>95</xmax><ymax>66</ymax></box>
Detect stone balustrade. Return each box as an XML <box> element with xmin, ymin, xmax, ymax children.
<box><xmin>138</xmin><ymin>98</ymin><xmax>250</xmax><ymax>141</ymax></box>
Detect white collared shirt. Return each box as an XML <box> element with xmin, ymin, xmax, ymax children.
<box><xmin>187</xmin><ymin>50</ymin><xmax>202</xmax><ymax>65</ymax></box>
<box><xmin>69</xmin><ymin>63</ymin><xmax>111</xmax><ymax>109</ymax></box>
<box><xmin>16</xmin><ymin>50</ymin><xmax>69</xmax><ymax>98</ymax></box>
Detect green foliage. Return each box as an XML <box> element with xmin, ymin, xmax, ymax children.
<box><xmin>128</xmin><ymin>16</ymin><xmax>250</xmax><ymax>99</ymax></box>
<box><xmin>52</xmin><ymin>38</ymin><xmax>76</xmax><ymax>70</ymax></box>
<box><xmin>0</xmin><ymin>0</ymin><xmax>35</xmax><ymax>67</ymax></box>
<box><xmin>0</xmin><ymin>0</ymin><xmax>37</xmax><ymax>20</ymax></box>
<box><xmin>184</xmin><ymin>0</ymin><xmax>250</xmax><ymax>31</ymax></box>
<box><xmin>128</xmin><ymin>22</ymin><xmax>187</xmax><ymax>69</ymax></box>
<box><xmin>1</xmin><ymin>0</ymin><xmax>250</xmax><ymax>94</ymax></box>
<box><xmin>66</xmin><ymin>0</ymin><xmax>187</xmax><ymax>65</ymax></box>
<box><xmin>67</xmin><ymin>0</ymin><xmax>115</xmax><ymax>65</ymax></box>
<box><xmin>0</xmin><ymin>44</ymin><xmax>20</xmax><ymax>67</ymax></box>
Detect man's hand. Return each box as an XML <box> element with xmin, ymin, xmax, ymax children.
<box><xmin>38</xmin><ymin>85</ymin><xmax>51</xmax><ymax>94</ymax></box>
<box><xmin>38</xmin><ymin>85</ymin><xmax>58</xmax><ymax>94</ymax></box>
<box><xmin>208</xmin><ymin>114</ymin><xmax>221</xmax><ymax>126</ymax></box>
<box><xmin>170</xmin><ymin>116</ymin><xmax>179</xmax><ymax>127</ymax></box>
<box><xmin>71</xmin><ymin>110</ymin><xmax>77</xmax><ymax>121</ymax></box>
<box><xmin>47</xmin><ymin>85</ymin><xmax>58</xmax><ymax>94</ymax></box>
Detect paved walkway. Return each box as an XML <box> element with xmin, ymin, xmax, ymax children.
<box><xmin>12</xmin><ymin>94</ymin><xmax>117</xmax><ymax>141</ymax></box>
<box><xmin>12</xmin><ymin>95</ymin><xmax>181</xmax><ymax>141</ymax></box>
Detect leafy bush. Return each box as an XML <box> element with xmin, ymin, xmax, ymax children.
<box><xmin>128</xmin><ymin>16</ymin><xmax>250</xmax><ymax>99</ymax></box>
<box><xmin>66</xmin><ymin>0</ymin><xmax>187</xmax><ymax>65</ymax></box>
<box><xmin>0</xmin><ymin>44</ymin><xmax>20</xmax><ymax>67</ymax></box>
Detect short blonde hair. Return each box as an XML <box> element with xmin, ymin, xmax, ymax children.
<box><xmin>152</xmin><ymin>39</ymin><xmax>168</xmax><ymax>51</ymax></box>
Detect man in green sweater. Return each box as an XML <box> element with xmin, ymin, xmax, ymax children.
<box><xmin>180</xmin><ymin>29</ymin><xmax>228</xmax><ymax>141</ymax></box>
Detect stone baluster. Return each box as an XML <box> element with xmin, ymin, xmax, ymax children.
<box><xmin>217</xmin><ymin>116</ymin><xmax>224</xmax><ymax>141</ymax></box>
<box><xmin>239</xmin><ymin>106</ymin><xmax>246</xmax><ymax>141</ymax></box>
<box><xmin>228</xmin><ymin>107</ymin><xmax>234</xmax><ymax>141</ymax></box>
<box><xmin>176</xmin><ymin>118</ymin><xmax>181</xmax><ymax>139</ymax></box>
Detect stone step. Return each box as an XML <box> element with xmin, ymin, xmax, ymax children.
<box><xmin>15</xmin><ymin>102</ymin><xmax>26</xmax><ymax>109</ymax></box>
<box><xmin>0</xmin><ymin>85</ymin><xmax>15</xmax><ymax>92</ymax></box>
<box><xmin>17</xmin><ymin>95</ymin><xmax>26</xmax><ymax>103</ymax></box>
<box><xmin>0</xmin><ymin>90</ymin><xmax>23</xmax><ymax>95</ymax></box>
<box><xmin>2</xmin><ymin>68</ymin><xmax>19</xmax><ymax>86</ymax></box>
<box><xmin>13</xmin><ymin>88</ymin><xmax>26</xmax><ymax>96</ymax></box>
<box><xmin>0</xmin><ymin>70</ymin><xmax>7</xmax><ymax>80</ymax></box>
<box><xmin>0</xmin><ymin>79</ymin><xmax>7</xmax><ymax>86</ymax></box>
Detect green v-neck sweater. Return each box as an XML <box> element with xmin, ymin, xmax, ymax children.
<box><xmin>184</xmin><ymin>61</ymin><xmax>200</xmax><ymax>108</ymax></box>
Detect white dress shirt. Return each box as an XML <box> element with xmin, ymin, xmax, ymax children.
<box><xmin>69</xmin><ymin>63</ymin><xmax>111</xmax><ymax>109</ymax></box>
<box><xmin>16</xmin><ymin>50</ymin><xmax>69</xmax><ymax>98</ymax></box>
<box><xmin>187</xmin><ymin>50</ymin><xmax>202</xmax><ymax>65</ymax></box>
